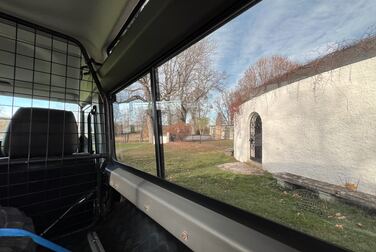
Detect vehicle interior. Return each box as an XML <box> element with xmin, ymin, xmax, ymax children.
<box><xmin>0</xmin><ymin>0</ymin><xmax>375</xmax><ymax>251</ymax></box>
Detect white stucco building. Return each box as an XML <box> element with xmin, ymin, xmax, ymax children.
<box><xmin>234</xmin><ymin>39</ymin><xmax>376</xmax><ymax>194</ymax></box>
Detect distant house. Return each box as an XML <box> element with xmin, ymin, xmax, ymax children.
<box><xmin>234</xmin><ymin>37</ymin><xmax>376</xmax><ymax>195</ymax></box>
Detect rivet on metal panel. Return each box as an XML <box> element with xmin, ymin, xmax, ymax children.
<box><xmin>180</xmin><ymin>231</ymin><xmax>189</xmax><ymax>241</ymax></box>
<box><xmin>144</xmin><ymin>205</ymin><xmax>150</xmax><ymax>212</ymax></box>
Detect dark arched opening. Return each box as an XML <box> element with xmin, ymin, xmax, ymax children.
<box><xmin>249</xmin><ymin>112</ymin><xmax>262</xmax><ymax>163</ymax></box>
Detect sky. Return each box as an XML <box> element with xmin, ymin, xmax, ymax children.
<box><xmin>207</xmin><ymin>0</ymin><xmax>376</xmax><ymax>87</ymax></box>
<box><xmin>2</xmin><ymin>0</ymin><xmax>376</xmax><ymax>128</ymax></box>
<box><xmin>106</xmin><ymin>0</ymin><xmax>376</xmax><ymax>126</ymax></box>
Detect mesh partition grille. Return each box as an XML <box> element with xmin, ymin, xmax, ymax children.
<box><xmin>0</xmin><ymin>17</ymin><xmax>106</xmax><ymax>237</ymax></box>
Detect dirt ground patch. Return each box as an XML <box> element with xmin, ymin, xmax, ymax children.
<box><xmin>217</xmin><ymin>162</ymin><xmax>265</xmax><ymax>175</ymax></box>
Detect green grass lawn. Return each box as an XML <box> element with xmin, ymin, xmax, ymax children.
<box><xmin>116</xmin><ymin>141</ymin><xmax>376</xmax><ymax>252</ymax></box>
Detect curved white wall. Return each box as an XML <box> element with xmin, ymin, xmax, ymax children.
<box><xmin>234</xmin><ymin>57</ymin><xmax>376</xmax><ymax>194</ymax></box>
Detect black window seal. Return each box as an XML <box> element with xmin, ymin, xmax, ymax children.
<box><xmin>150</xmin><ymin>67</ymin><xmax>166</xmax><ymax>178</ymax></box>
<box><xmin>106</xmin><ymin>0</ymin><xmax>148</xmax><ymax>55</ymax></box>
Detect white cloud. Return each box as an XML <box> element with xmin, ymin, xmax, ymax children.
<box><xmin>207</xmin><ymin>0</ymin><xmax>376</xmax><ymax>87</ymax></box>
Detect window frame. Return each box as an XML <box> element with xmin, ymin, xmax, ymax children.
<box><xmin>0</xmin><ymin>3</ymin><xmax>350</xmax><ymax>251</ymax></box>
<box><xmin>109</xmin><ymin>1</ymin><xmax>350</xmax><ymax>251</ymax></box>
<box><xmin>112</xmin><ymin>72</ymin><xmax>161</xmax><ymax>176</ymax></box>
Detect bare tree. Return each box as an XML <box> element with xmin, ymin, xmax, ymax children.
<box><xmin>238</xmin><ymin>55</ymin><xmax>299</xmax><ymax>96</ymax></box>
<box><xmin>117</xmin><ymin>39</ymin><xmax>225</xmax><ymax>143</ymax></box>
<box><xmin>116</xmin><ymin>75</ymin><xmax>154</xmax><ymax>143</ymax></box>
<box><xmin>159</xmin><ymin>38</ymin><xmax>225</xmax><ymax>123</ymax></box>
<box><xmin>214</xmin><ymin>90</ymin><xmax>233</xmax><ymax>125</ymax></box>
<box><xmin>230</xmin><ymin>55</ymin><xmax>299</xmax><ymax>117</ymax></box>
<box><xmin>190</xmin><ymin>98</ymin><xmax>211</xmax><ymax>135</ymax></box>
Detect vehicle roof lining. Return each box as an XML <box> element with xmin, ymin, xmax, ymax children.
<box><xmin>0</xmin><ymin>0</ymin><xmax>140</xmax><ymax>62</ymax></box>
<box><xmin>98</xmin><ymin>0</ymin><xmax>260</xmax><ymax>93</ymax></box>
<box><xmin>0</xmin><ymin>0</ymin><xmax>260</xmax><ymax>94</ymax></box>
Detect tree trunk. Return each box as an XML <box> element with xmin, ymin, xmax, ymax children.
<box><xmin>179</xmin><ymin>108</ymin><xmax>187</xmax><ymax>123</ymax></box>
<box><xmin>191</xmin><ymin>115</ymin><xmax>197</xmax><ymax>134</ymax></box>
<box><xmin>146</xmin><ymin>112</ymin><xmax>154</xmax><ymax>144</ymax></box>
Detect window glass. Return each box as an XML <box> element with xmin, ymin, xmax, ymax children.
<box><xmin>114</xmin><ymin>75</ymin><xmax>157</xmax><ymax>175</ymax></box>
<box><xmin>151</xmin><ymin>1</ymin><xmax>376</xmax><ymax>251</ymax></box>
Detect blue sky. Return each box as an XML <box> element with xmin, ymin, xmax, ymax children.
<box><xmin>208</xmin><ymin>0</ymin><xmax>376</xmax><ymax>87</ymax></box>
<box><xmin>2</xmin><ymin>0</ymin><xmax>376</xmax><ymax>127</ymax></box>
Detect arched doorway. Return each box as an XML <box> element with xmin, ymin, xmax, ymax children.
<box><xmin>249</xmin><ymin>112</ymin><xmax>262</xmax><ymax>163</ymax></box>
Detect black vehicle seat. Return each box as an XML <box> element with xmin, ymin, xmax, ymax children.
<box><xmin>0</xmin><ymin>107</ymin><xmax>97</xmax><ymax>237</ymax></box>
<box><xmin>3</xmin><ymin>107</ymin><xmax>78</xmax><ymax>158</ymax></box>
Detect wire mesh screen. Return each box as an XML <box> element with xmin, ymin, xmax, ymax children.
<box><xmin>0</xmin><ymin>17</ymin><xmax>106</xmax><ymax>237</ymax></box>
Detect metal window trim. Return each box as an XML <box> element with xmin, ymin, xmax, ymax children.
<box><xmin>150</xmin><ymin>67</ymin><xmax>165</xmax><ymax>178</ymax></box>
<box><xmin>107</xmin><ymin>165</ymin><xmax>297</xmax><ymax>252</ymax></box>
<box><xmin>107</xmin><ymin>162</ymin><xmax>347</xmax><ymax>252</ymax></box>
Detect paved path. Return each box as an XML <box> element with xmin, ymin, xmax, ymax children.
<box><xmin>217</xmin><ymin>162</ymin><xmax>265</xmax><ymax>175</ymax></box>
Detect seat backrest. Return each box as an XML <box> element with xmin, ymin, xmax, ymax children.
<box><xmin>3</xmin><ymin>107</ymin><xmax>78</xmax><ymax>158</ymax></box>
<box><xmin>0</xmin><ymin>107</ymin><xmax>96</xmax><ymax>237</ymax></box>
